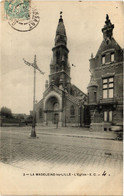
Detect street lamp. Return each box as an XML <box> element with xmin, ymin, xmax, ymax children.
<box><xmin>79</xmin><ymin>98</ymin><xmax>84</xmax><ymax>127</ymax></box>
<box><xmin>23</xmin><ymin>55</ymin><xmax>45</xmax><ymax>137</ymax></box>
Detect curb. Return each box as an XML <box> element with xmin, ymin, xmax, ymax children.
<box><xmin>37</xmin><ymin>131</ymin><xmax>116</xmax><ymax>141</ymax></box>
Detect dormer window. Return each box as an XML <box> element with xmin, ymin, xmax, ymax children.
<box><xmin>110</xmin><ymin>53</ymin><xmax>114</xmax><ymax>62</ymax></box>
<box><xmin>101</xmin><ymin>51</ymin><xmax>115</xmax><ymax>65</ymax></box>
<box><xmin>101</xmin><ymin>55</ymin><xmax>105</xmax><ymax>64</ymax></box>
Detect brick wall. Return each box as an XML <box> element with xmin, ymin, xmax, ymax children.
<box><xmin>63</xmin><ymin>98</ymin><xmax>80</xmax><ymax>126</ymax></box>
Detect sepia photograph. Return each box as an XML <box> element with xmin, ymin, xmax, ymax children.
<box><xmin>0</xmin><ymin>0</ymin><xmax>123</xmax><ymax>195</ymax></box>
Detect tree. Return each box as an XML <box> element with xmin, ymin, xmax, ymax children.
<box><xmin>15</xmin><ymin>114</ymin><xmax>25</xmax><ymax>120</ymax></box>
<box><xmin>0</xmin><ymin>107</ymin><xmax>13</xmax><ymax>118</ymax></box>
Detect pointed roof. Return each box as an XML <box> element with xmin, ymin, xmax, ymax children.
<box><xmin>56</xmin><ymin>16</ymin><xmax>66</xmax><ymax>35</ymax></box>
<box><xmin>55</xmin><ymin>12</ymin><xmax>67</xmax><ymax>46</ymax></box>
<box><xmin>88</xmin><ymin>76</ymin><xmax>98</xmax><ymax>88</ymax></box>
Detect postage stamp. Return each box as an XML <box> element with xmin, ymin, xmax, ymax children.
<box><xmin>3</xmin><ymin>0</ymin><xmax>40</xmax><ymax>32</ymax></box>
<box><xmin>4</xmin><ymin>0</ymin><xmax>31</xmax><ymax>20</ymax></box>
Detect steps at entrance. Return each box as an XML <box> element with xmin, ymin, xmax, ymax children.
<box><xmin>36</xmin><ymin>123</ymin><xmax>57</xmax><ymax>127</ymax></box>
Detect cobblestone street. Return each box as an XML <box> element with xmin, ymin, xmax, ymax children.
<box><xmin>0</xmin><ymin>127</ymin><xmax>123</xmax><ymax>195</ymax></box>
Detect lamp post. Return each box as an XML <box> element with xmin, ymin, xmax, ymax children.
<box><xmin>79</xmin><ymin>98</ymin><xmax>84</xmax><ymax>127</ymax></box>
<box><xmin>79</xmin><ymin>105</ymin><xmax>83</xmax><ymax>127</ymax></box>
<box><xmin>31</xmin><ymin>62</ymin><xmax>36</xmax><ymax>137</ymax></box>
<box><xmin>23</xmin><ymin>55</ymin><xmax>45</xmax><ymax>138</ymax></box>
<box><xmin>64</xmin><ymin>87</ymin><xmax>67</xmax><ymax>127</ymax></box>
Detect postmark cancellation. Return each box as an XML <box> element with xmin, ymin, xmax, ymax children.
<box><xmin>2</xmin><ymin>0</ymin><xmax>40</xmax><ymax>32</ymax></box>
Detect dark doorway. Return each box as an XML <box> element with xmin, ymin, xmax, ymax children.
<box><xmin>84</xmin><ymin>106</ymin><xmax>91</xmax><ymax>127</ymax></box>
<box><xmin>54</xmin><ymin>113</ymin><xmax>59</xmax><ymax>124</ymax></box>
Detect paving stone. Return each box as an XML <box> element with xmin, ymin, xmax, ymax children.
<box><xmin>0</xmin><ymin>127</ymin><xmax>123</xmax><ymax>174</ymax></box>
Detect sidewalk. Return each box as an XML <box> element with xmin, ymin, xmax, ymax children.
<box><xmin>36</xmin><ymin>126</ymin><xmax>117</xmax><ymax>140</ymax></box>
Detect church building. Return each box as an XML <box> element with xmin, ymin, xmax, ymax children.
<box><xmin>35</xmin><ymin>13</ymin><xmax>87</xmax><ymax>127</ymax></box>
<box><xmin>87</xmin><ymin>15</ymin><xmax>123</xmax><ymax>131</ymax></box>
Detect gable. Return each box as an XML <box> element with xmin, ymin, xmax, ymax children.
<box><xmin>43</xmin><ymin>84</ymin><xmax>62</xmax><ymax>98</ymax></box>
<box><xmin>70</xmin><ymin>84</ymin><xmax>87</xmax><ymax>98</ymax></box>
<box><xmin>94</xmin><ymin>38</ymin><xmax>123</xmax><ymax>67</ymax></box>
<box><xmin>96</xmin><ymin>38</ymin><xmax>122</xmax><ymax>57</ymax></box>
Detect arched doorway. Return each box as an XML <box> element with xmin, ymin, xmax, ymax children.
<box><xmin>45</xmin><ymin>96</ymin><xmax>60</xmax><ymax>125</ymax></box>
<box><xmin>53</xmin><ymin>103</ymin><xmax>59</xmax><ymax>124</ymax></box>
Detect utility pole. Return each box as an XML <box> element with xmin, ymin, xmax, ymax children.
<box><xmin>31</xmin><ymin>55</ymin><xmax>36</xmax><ymax>137</ymax></box>
<box><xmin>64</xmin><ymin>87</ymin><xmax>66</xmax><ymax>127</ymax></box>
<box><xmin>23</xmin><ymin>55</ymin><xmax>45</xmax><ymax>138</ymax></box>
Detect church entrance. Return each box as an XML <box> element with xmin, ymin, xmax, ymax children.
<box><xmin>54</xmin><ymin>113</ymin><xmax>59</xmax><ymax>124</ymax></box>
<box><xmin>45</xmin><ymin>96</ymin><xmax>61</xmax><ymax>126</ymax></box>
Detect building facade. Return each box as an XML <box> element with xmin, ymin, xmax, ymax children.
<box><xmin>87</xmin><ymin>15</ymin><xmax>123</xmax><ymax>131</ymax></box>
<box><xmin>35</xmin><ymin>14</ymin><xmax>87</xmax><ymax>127</ymax></box>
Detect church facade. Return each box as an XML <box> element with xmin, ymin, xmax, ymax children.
<box><xmin>87</xmin><ymin>15</ymin><xmax>123</xmax><ymax>131</ymax></box>
<box><xmin>35</xmin><ymin>14</ymin><xmax>87</xmax><ymax>127</ymax></box>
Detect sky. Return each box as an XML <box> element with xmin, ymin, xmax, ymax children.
<box><xmin>0</xmin><ymin>1</ymin><xmax>124</xmax><ymax>114</ymax></box>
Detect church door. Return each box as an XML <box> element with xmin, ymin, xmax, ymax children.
<box><xmin>54</xmin><ymin>113</ymin><xmax>59</xmax><ymax>124</ymax></box>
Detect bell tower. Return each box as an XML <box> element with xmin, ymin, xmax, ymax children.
<box><xmin>49</xmin><ymin>12</ymin><xmax>71</xmax><ymax>92</ymax></box>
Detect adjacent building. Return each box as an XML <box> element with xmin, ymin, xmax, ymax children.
<box><xmin>87</xmin><ymin>15</ymin><xmax>123</xmax><ymax>131</ymax></box>
<box><xmin>35</xmin><ymin>14</ymin><xmax>87</xmax><ymax>127</ymax></box>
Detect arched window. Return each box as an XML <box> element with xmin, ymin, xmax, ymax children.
<box><xmin>53</xmin><ymin>103</ymin><xmax>59</xmax><ymax>111</ymax></box>
<box><xmin>39</xmin><ymin>108</ymin><xmax>42</xmax><ymax>118</ymax></box>
<box><xmin>94</xmin><ymin>91</ymin><xmax>97</xmax><ymax>102</ymax></box>
<box><xmin>70</xmin><ymin>105</ymin><xmax>75</xmax><ymax>117</ymax></box>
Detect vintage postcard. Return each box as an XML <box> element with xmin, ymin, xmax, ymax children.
<box><xmin>0</xmin><ymin>0</ymin><xmax>123</xmax><ymax>195</ymax></box>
